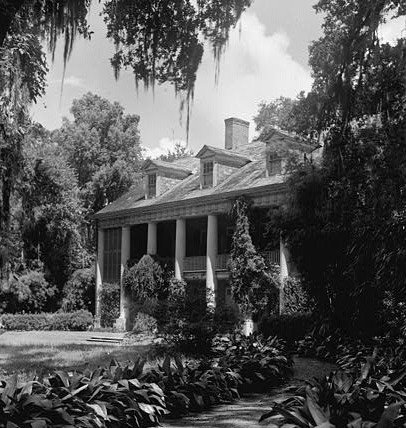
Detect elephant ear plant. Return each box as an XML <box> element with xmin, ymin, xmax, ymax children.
<box><xmin>0</xmin><ymin>358</ymin><xmax>167</xmax><ymax>428</ymax></box>
<box><xmin>259</xmin><ymin>349</ymin><xmax>406</xmax><ymax>428</ymax></box>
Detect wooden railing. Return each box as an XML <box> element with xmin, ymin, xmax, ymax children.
<box><xmin>183</xmin><ymin>249</ymin><xmax>280</xmax><ymax>273</ymax></box>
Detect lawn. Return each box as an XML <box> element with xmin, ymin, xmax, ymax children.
<box><xmin>0</xmin><ymin>331</ymin><xmax>152</xmax><ymax>381</ymax></box>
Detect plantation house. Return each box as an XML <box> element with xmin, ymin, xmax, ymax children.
<box><xmin>94</xmin><ymin>118</ymin><xmax>318</xmax><ymax>330</ymax></box>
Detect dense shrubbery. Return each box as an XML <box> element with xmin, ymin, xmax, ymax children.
<box><xmin>132</xmin><ymin>312</ymin><xmax>158</xmax><ymax>335</ymax></box>
<box><xmin>0</xmin><ymin>269</ymin><xmax>57</xmax><ymax>314</ymax></box>
<box><xmin>0</xmin><ymin>359</ymin><xmax>167</xmax><ymax>428</ymax></box>
<box><xmin>258</xmin><ymin>312</ymin><xmax>313</xmax><ymax>342</ymax></box>
<box><xmin>0</xmin><ymin>333</ymin><xmax>292</xmax><ymax>426</ymax></box>
<box><xmin>213</xmin><ymin>334</ymin><xmax>293</xmax><ymax>392</ymax></box>
<box><xmin>0</xmin><ymin>310</ymin><xmax>93</xmax><ymax>330</ymax></box>
<box><xmin>282</xmin><ymin>276</ymin><xmax>313</xmax><ymax>314</ymax></box>
<box><xmin>260</xmin><ymin>341</ymin><xmax>406</xmax><ymax>428</ymax></box>
<box><xmin>62</xmin><ymin>267</ymin><xmax>95</xmax><ymax>312</ymax></box>
<box><xmin>99</xmin><ymin>282</ymin><xmax>120</xmax><ymax>327</ymax></box>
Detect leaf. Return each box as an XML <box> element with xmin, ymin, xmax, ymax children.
<box><xmin>2</xmin><ymin>374</ymin><xmax>17</xmax><ymax>406</ymax></box>
<box><xmin>306</xmin><ymin>387</ymin><xmax>328</xmax><ymax>426</ymax></box>
<box><xmin>375</xmin><ymin>402</ymin><xmax>403</xmax><ymax>428</ymax></box>
<box><xmin>88</xmin><ymin>403</ymin><xmax>108</xmax><ymax>420</ymax></box>
<box><xmin>163</xmin><ymin>356</ymin><xmax>171</xmax><ymax>376</ymax></box>
<box><xmin>138</xmin><ymin>402</ymin><xmax>156</xmax><ymax>415</ymax></box>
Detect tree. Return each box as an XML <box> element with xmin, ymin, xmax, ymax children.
<box><xmin>0</xmin><ymin>23</ymin><xmax>47</xmax><ymax>277</ymax></box>
<box><xmin>229</xmin><ymin>197</ymin><xmax>278</xmax><ymax>324</ymax></box>
<box><xmin>263</xmin><ymin>0</ymin><xmax>406</xmax><ymax>336</ymax></box>
<box><xmin>20</xmin><ymin>132</ymin><xmax>87</xmax><ymax>291</ymax></box>
<box><xmin>159</xmin><ymin>142</ymin><xmax>193</xmax><ymax>162</ymax></box>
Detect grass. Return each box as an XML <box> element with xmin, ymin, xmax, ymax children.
<box><xmin>0</xmin><ymin>331</ymin><xmax>152</xmax><ymax>381</ymax></box>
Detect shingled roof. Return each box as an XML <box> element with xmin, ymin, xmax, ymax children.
<box><xmin>94</xmin><ymin>130</ymin><xmax>310</xmax><ymax>220</ymax></box>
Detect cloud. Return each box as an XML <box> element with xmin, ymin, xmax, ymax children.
<box><xmin>50</xmin><ymin>75</ymin><xmax>86</xmax><ymax>88</ymax></box>
<box><xmin>143</xmin><ymin>137</ymin><xmax>187</xmax><ymax>159</ymax></box>
<box><xmin>186</xmin><ymin>12</ymin><xmax>313</xmax><ymax>149</ymax></box>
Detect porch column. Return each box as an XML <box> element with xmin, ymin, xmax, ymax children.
<box><xmin>279</xmin><ymin>236</ymin><xmax>289</xmax><ymax>314</ymax></box>
<box><xmin>95</xmin><ymin>228</ymin><xmax>104</xmax><ymax>328</ymax></box>
<box><xmin>206</xmin><ymin>214</ymin><xmax>218</xmax><ymax>309</ymax></box>
<box><xmin>115</xmin><ymin>226</ymin><xmax>130</xmax><ymax>331</ymax></box>
<box><xmin>175</xmin><ymin>218</ymin><xmax>186</xmax><ymax>280</ymax></box>
<box><xmin>147</xmin><ymin>222</ymin><xmax>157</xmax><ymax>255</ymax></box>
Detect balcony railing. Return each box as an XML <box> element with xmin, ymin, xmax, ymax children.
<box><xmin>183</xmin><ymin>250</ymin><xmax>280</xmax><ymax>273</ymax></box>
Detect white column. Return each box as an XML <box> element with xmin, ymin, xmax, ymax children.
<box><xmin>175</xmin><ymin>219</ymin><xmax>186</xmax><ymax>280</ymax></box>
<box><xmin>147</xmin><ymin>222</ymin><xmax>157</xmax><ymax>255</ymax></box>
<box><xmin>95</xmin><ymin>228</ymin><xmax>104</xmax><ymax>327</ymax></box>
<box><xmin>279</xmin><ymin>236</ymin><xmax>289</xmax><ymax>315</ymax></box>
<box><xmin>206</xmin><ymin>215</ymin><xmax>218</xmax><ymax>309</ymax></box>
<box><xmin>119</xmin><ymin>226</ymin><xmax>131</xmax><ymax>319</ymax></box>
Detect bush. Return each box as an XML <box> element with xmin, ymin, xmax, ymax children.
<box><xmin>123</xmin><ymin>255</ymin><xmax>165</xmax><ymax>302</ymax></box>
<box><xmin>132</xmin><ymin>312</ymin><xmax>158</xmax><ymax>335</ymax></box>
<box><xmin>0</xmin><ymin>310</ymin><xmax>93</xmax><ymax>330</ymax></box>
<box><xmin>61</xmin><ymin>267</ymin><xmax>95</xmax><ymax>312</ymax></box>
<box><xmin>99</xmin><ymin>282</ymin><xmax>120</xmax><ymax>327</ymax></box>
<box><xmin>0</xmin><ymin>269</ymin><xmax>57</xmax><ymax>314</ymax></box>
<box><xmin>282</xmin><ymin>276</ymin><xmax>313</xmax><ymax>314</ymax></box>
<box><xmin>258</xmin><ymin>312</ymin><xmax>313</xmax><ymax>342</ymax></box>
<box><xmin>0</xmin><ymin>359</ymin><xmax>167</xmax><ymax>428</ymax></box>
<box><xmin>51</xmin><ymin>310</ymin><xmax>93</xmax><ymax>331</ymax></box>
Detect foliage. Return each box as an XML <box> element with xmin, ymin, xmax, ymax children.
<box><xmin>158</xmin><ymin>142</ymin><xmax>193</xmax><ymax>162</ymax></box>
<box><xmin>20</xmin><ymin>139</ymin><xmax>87</xmax><ymax>290</ymax></box>
<box><xmin>142</xmin><ymin>356</ymin><xmax>242</xmax><ymax>417</ymax></box>
<box><xmin>62</xmin><ymin>267</ymin><xmax>95</xmax><ymax>313</ymax></box>
<box><xmin>0</xmin><ymin>310</ymin><xmax>93</xmax><ymax>330</ymax></box>
<box><xmin>0</xmin><ymin>268</ymin><xmax>56</xmax><ymax>313</ymax></box>
<box><xmin>260</xmin><ymin>344</ymin><xmax>406</xmax><ymax>428</ymax></box>
<box><xmin>132</xmin><ymin>312</ymin><xmax>158</xmax><ymax>335</ymax></box>
<box><xmin>229</xmin><ymin>197</ymin><xmax>279</xmax><ymax>317</ymax></box>
<box><xmin>213</xmin><ymin>334</ymin><xmax>293</xmax><ymax>392</ymax></box>
<box><xmin>0</xmin><ymin>24</ymin><xmax>47</xmax><ymax>278</ymax></box>
<box><xmin>0</xmin><ymin>358</ymin><xmax>167</xmax><ymax>428</ymax></box>
<box><xmin>258</xmin><ymin>313</ymin><xmax>313</xmax><ymax>343</ymax></box>
<box><xmin>99</xmin><ymin>282</ymin><xmax>120</xmax><ymax>328</ymax></box>
<box><xmin>123</xmin><ymin>255</ymin><xmax>165</xmax><ymax>303</ymax></box>
<box><xmin>282</xmin><ymin>276</ymin><xmax>313</xmax><ymax>314</ymax></box>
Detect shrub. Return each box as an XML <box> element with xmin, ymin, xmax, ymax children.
<box><xmin>258</xmin><ymin>312</ymin><xmax>313</xmax><ymax>342</ymax></box>
<box><xmin>0</xmin><ymin>310</ymin><xmax>93</xmax><ymax>330</ymax></box>
<box><xmin>0</xmin><ymin>359</ymin><xmax>167</xmax><ymax>428</ymax></box>
<box><xmin>123</xmin><ymin>255</ymin><xmax>165</xmax><ymax>302</ymax></box>
<box><xmin>132</xmin><ymin>312</ymin><xmax>158</xmax><ymax>335</ymax></box>
<box><xmin>61</xmin><ymin>267</ymin><xmax>95</xmax><ymax>312</ymax></box>
<box><xmin>0</xmin><ymin>313</ymin><xmax>50</xmax><ymax>330</ymax></box>
<box><xmin>282</xmin><ymin>275</ymin><xmax>313</xmax><ymax>314</ymax></box>
<box><xmin>99</xmin><ymin>282</ymin><xmax>120</xmax><ymax>327</ymax></box>
<box><xmin>0</xmin><ymin>269</ymin><xmax>57</xmax><ymax>314</ymax></box>
<box><xmin>213</xmin><ymin>334</ymin><xmax>293</xmax><ymax>392</ymax></box>
<box><xmin>51</xmin><ymin>310</ymin><xmax>93</xmax><ymax>331</ymax></box>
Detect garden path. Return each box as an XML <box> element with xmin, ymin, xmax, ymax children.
<box><xmin>163</xmin><ymin>357</ymin><xmax>337</xmax><ymax>428</ymax></box>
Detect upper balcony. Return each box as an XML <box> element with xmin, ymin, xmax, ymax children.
<box><xmin>183</xmin><ymin>250</ymin><xmax>280</xmax><ymax>273</ymax></box>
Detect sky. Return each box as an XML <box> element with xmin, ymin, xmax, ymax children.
<box><xmin>29</xmin><ymin>1</ymin><xmax>404</xmax><ymax>158</ymax></box>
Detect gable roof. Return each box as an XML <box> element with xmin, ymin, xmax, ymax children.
<box><xmin>141</xmin><ymin>158</ymin><xmax>193</xmax><ymax>177</ymax></box>
<box><xmin>195</xmin><ymin>145</ymin><xmax>251</xmax><ymax>167</ymax></box>
<box><xmin>257</xmin><ymin>127</ymin><xmax>316</xmax><ymax>153</ymax></box>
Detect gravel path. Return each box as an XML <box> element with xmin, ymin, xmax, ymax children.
<box><xmin>163</xmin><ymin>357</ymin><xmax>337</xmax><ymax>428</ymax></box>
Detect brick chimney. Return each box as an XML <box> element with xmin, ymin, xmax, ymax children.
<box><xmin>224</xmin><ymin>117</ymin><xmax>249</xmax><ymax>150</ymax></box>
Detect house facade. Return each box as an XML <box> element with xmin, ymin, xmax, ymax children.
<box><xmin>94</xmin><ymin>118</ymin><xmax>317</xmax><ymax>330</ymax></box>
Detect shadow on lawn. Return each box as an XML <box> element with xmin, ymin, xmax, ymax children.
<box><xmin>0</xmin><ymin>343</ymin><xmax>151</xmax><ymax>380</ymax></box>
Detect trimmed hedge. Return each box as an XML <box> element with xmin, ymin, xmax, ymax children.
<box><xmin>0</xmin><ymin>310</ymin><xmax>93</xmax><ymax>331</ymax></box>
<box><xmin>258</xmin><ymin>312</ymin><xmax>313</xmax><ymax>342</ymax></box>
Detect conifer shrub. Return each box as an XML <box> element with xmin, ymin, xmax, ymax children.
<box><xmin>61</xmin><ymin>267</ymin><xmax>95</xmax><ymax>312</ymax></box>
<box><xmin>99</xmin><ymin>282</ymin><xmax>120</xmax><ymax>327</ymax></box>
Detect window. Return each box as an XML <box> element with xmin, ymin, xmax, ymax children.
<box><xmin>103</xmin><ymin>228</ymin><xmax>122</xmax><ymax>283</ymax></box>
<box><xmin>202</xmin><ymin>161</ymin><xmax>214</xmax><ymax>187</ymax></box>
<box><xmin>148</xmin><ymin>173</ymin><xmax>156</xmax><ymax>197</ymax></box>
<box><xmin>268</xmin><ymin>153</ymin><xmax>282</xmax><ymax>175</ymax></box>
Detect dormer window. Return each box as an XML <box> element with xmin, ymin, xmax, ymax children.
<box><xmin>202</xmin><ymin>161</ymin><xmax>214</xmax><ymax>188</ymax></box>
<box><xmin>267</xmin><ymin>153</ymin><xmax>282</xmax><ymax>176</ymax></box>
<box><xmin>148</xmin><ymin>173</ymin><xmax>156</xmax><ymax>198</ymax></box>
